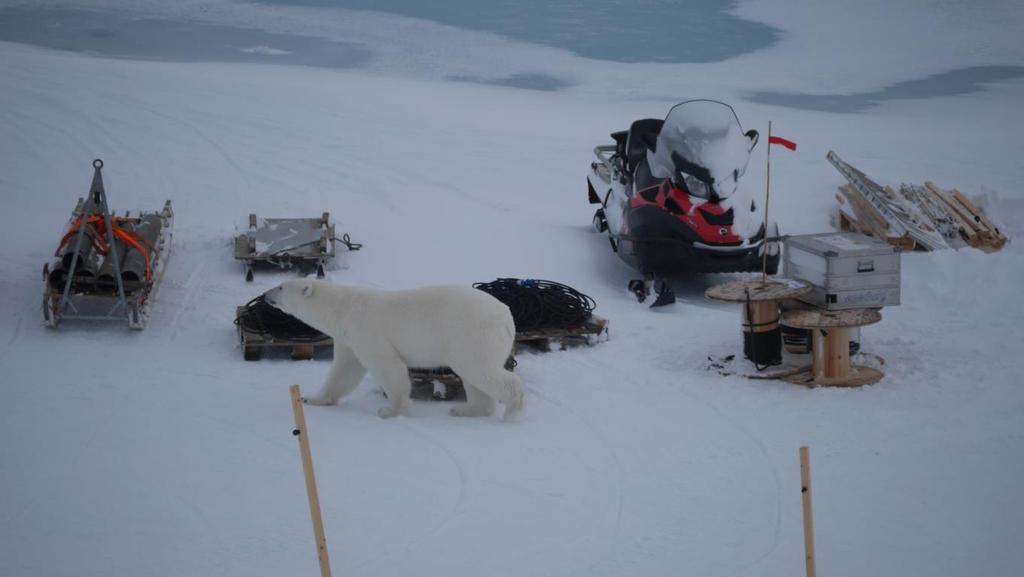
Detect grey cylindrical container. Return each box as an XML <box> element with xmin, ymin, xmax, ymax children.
<box><xmin>120</xmin><ymin>214</ymin><xmax>163</xmax><ymax>284</ymax></box>
<box><xmin>50</xmin><ymin>225</ymin><xmax>103</xmax><ymax>289</ymax></box>
<box><xmin>95</xmin><ymin>235</ymin><xmax>128</xmax><ymax>293</ymax></box>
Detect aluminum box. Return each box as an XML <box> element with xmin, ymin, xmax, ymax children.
<box><xmin>783</xmin><ymin>232</ymin><xmax>900</xmax><ymax>310</ymax></box>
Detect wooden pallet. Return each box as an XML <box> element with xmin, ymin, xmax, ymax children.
<box><xmin>513</xmin><ymin>315</ymin><xmax>610</xmax><ymax>352</ymax></box>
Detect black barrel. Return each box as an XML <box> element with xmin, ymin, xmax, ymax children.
<box><xmin>742</xmin><ymin>300</ymin><xmax>783</xmax><ymax>367</ymax></box>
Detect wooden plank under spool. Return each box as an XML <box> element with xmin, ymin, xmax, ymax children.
<box><xmin>289</xmin><ymin>385</ymin><xmax>333</xmax><ymax>577</ymax></box>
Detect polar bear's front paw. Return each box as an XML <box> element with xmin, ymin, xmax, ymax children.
<box><xmin>302</xmin><ymin>395</ymin><xmax>337</xmax><ymax>406</ymax></box>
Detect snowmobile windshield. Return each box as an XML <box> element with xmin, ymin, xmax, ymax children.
<box><xmin>646</xmin><ymin>100</ymin><xmax>754</xmax><ymax>201</ymax></box>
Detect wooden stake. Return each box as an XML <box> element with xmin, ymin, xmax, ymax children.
<box><xmin>800</xmin><ymin>446</ymin><xmax>817</xmax><ymax>577</ymax></box>
<box><xmin>290</xmin><ymin>384</ymin><xmax>333</xmax><ymax>577</ymax></box>
<box><xmin>762</xmin><ymin>120</ymin><xmax>773</xmax><ymax>285</ymax></box>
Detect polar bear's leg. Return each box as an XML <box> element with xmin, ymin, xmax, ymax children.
<box><xmin>497</xmin><ymin>371</ymin><xmax>525</xmax><ymax>421</ymax></box>
<box><xmin>451</xmin><ymin>367</ymin><xmax>524</xmax><ymax>421</ymax></box>
<box><xmin>303</xmin><ymin>343</ymin><xmax>366</xmax><ymax>406</ymax></box>
<box><xmin>450</xmin><ymin>383</ymin><xmax>496</xmax><ymax>417</ymax></box>
<box><xmin>361</xmin><ymin>349</ymin><xmax>412</xmax><ymax>419</ymax></box>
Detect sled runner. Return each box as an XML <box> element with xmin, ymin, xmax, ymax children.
<box><xmin>42</xmin><ymin>160</ymin><xmax>173</xmax><ymax>330</ymax></box>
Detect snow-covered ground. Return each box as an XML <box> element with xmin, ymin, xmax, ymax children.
<box><xmin>2</xmin><ymin>2</ymin><xmax>1023</xmax><ymax>576</ymax></box>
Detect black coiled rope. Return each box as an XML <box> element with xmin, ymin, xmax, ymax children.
<box><xmin>234</xmin><ymin>295</ymin><xmax>326</xmax><ymax>342</ymax></box>
<box><xmin>473</xmin><ymin>278</ymin><xmax>595</xmax><ymax>331</ymax></box>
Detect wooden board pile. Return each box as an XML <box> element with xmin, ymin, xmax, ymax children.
<box><xmin>829</xmin><ymin>151</ymin><xmax>1008</xmax><ymax>253</ymax></box>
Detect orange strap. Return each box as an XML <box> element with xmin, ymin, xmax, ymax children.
<box><xmin>112</xmin><ymin>226</ymin><xmax>152</xmax><ymax>281</ymax></box>
<box><xmin>56</xmin><ymin>215</ymin><xmax>154</xmax><ymax>281</ymax></box>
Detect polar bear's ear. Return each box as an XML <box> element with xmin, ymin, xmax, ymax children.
<box><xmin>301</xmin><ymin>284</ymin><xmax>315</xmax><ymax>298</ymax></box>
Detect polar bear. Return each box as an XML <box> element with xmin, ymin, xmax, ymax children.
<box><xmin>263</xmin><ymin>279</ymin><xmax>524</xmax><ymax>420</ymax></box>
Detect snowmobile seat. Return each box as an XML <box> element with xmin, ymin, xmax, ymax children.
<box><xmin>611</xmin><ymin>130</ymin><xmax>628</xmax><ymax>159</ymax></box>
<box><xmin>633</xmin><ymin>155</ymin><xmax>662</xmax><ymax>193</ymax></box>
<box><xmin>625</xmin><ymin>119</ymin><xmax>663</xmax><ymax>174</ymax></box>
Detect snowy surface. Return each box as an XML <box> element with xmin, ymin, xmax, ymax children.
<box><xmin>2</xmin><ymin>2</ymin><xmax>1024</xmax><ymax>576</ymax></box>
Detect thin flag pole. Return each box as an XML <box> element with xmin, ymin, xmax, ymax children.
<box><xmin>762</xmin><ymin>120</ymin><xmax>772</xmax><ymax>284</ymax></box>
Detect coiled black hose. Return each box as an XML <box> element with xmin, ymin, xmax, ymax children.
<box><xmin>473</xmin><ymin>278</ymin><xmax>595</xmax><ymax>331</ymax></box>
<box><xmin>234</xmin><ymin>295</ymin><xmax>326</xmax><ymax>342</ymax></box>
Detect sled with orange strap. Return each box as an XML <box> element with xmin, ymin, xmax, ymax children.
<box><xmin>42</xmin><ymin>159</ymin><xmax>173</xmax><ymax>330</ymax></box>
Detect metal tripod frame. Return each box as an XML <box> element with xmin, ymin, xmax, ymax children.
<box><xmin>55</xmin><ymin>159</ymin><xmax>130</xmax><ymax>322</ymax></box>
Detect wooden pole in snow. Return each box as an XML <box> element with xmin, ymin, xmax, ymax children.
<box><xmin>762</xmin><ymin>120</ymin><xmax>773</xmax><ymax>285</ymax></box>
<box><xmin>290</xmin><ymin>384</ymin><xmax>333</xmax><ymax>577</ymax></box>
<box><xmin>800</xmin><ymin>446</ymin><xmax>816</xmax><ymax>577</ymax></box>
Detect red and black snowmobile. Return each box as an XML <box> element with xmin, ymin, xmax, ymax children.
<box><xmin>586</xmin><ymin>99</ymin><xmax>780</xmax><ymax>306</ymax></box>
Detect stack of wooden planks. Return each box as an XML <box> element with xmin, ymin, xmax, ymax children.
<box><xmin>829</xmin><ymin>151</ymin><xmax>1008</xmax><ymax>253</ymax></box>
<box><xmin>836</xmin><ymin>184</ymin><xmax>918</xmax><ymax>251</ymax></box>
<box><xmin>921</xmin><ymin>182</ymin><xmax>1007</xmax><ymax>252</ymax></box>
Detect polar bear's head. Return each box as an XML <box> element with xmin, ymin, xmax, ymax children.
<box><xmin>262</xmin><ymin>279</ymin><xmax>322</xmax><ymax>327</ymax></box>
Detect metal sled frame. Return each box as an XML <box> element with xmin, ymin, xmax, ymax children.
<box><xmin>42</xmin><ymin>159</ymin><xmax>173</xmax><ymax>330</ymax></box>
<box><xmin>235</xmin><ymin>213</ymin><xmax>336</xmax><ymax>281</ymax></box>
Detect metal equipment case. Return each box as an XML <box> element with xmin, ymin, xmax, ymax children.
<box><xmin>783</xmin><ymin>232</ymin><xmax>900</xmax><ymax>310</ymax></box>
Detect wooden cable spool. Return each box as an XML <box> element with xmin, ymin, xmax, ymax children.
<box><xmin>781</xmin><ymin>308</ymin><xmax>884</xmax><ymax>387</ymax></box>
<box><xmin>706</xmin><ymin>279</ymin><xmax>812</xmax><ymax>368</ymax></box>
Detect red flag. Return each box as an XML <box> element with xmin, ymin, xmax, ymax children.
<box><xmin>768</xmin><ymin>135</ymin><xmax>797</xmax><ymax>151</ymax></box>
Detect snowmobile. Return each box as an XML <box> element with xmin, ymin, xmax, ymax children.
<box><xmin>586</xmin><ymin>99</ymin><xmax>780</xmax><ymax>306</ymax></box>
